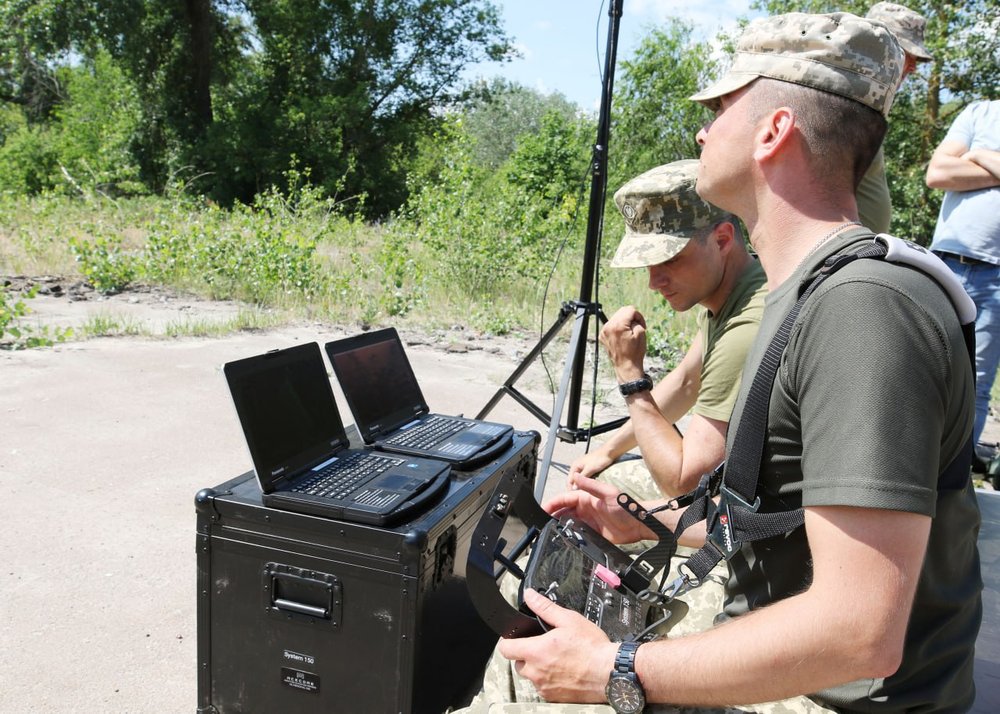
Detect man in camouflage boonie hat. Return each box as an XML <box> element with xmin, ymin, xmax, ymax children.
<box><xmin>568</xmin><ymin>158</ymin><xmax>765</xmax><ymax>499</ymax></box>
<box><xmin>689</xmin><ymin>12</ymin><xmax>904</xmax><ymax>118</ymax></box>
<box><xmin>453</xmin><ymin>158</ymin><xmax>772</xmax><ymax>712</ymax></box>
<box><xmin>866</xmin><ymin>2</ymin><xmax>933</xmax><ymax>63</ymax></box>
<box><xmin>610</xmin><ymin>160</ymin><xmax>728</xmax><ymax>268</ymax></box>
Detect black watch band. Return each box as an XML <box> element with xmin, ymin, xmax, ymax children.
<box><xmin>613</xmin><ymin>640</ymin><xmax>641</xmax><ymax>673</ymax></box>
<box><xmin>619</xmin><ymin>373</ymin><xmax>653</xmax><ymax>397</ymax></box>
<box><xmin>606</xmin><ymin>640</ymin><xmax>645</xmax><ymax>714</ymax></box>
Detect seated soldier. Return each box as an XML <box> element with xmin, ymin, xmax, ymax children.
<box><xmin>570</xmin><ymin>159</ymin><xmax>765</xmax><ymax>502</ymax></box>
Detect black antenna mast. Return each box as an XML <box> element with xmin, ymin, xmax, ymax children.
<box><xmin>478</xmin><ymin>0</ymin><xmax>627</xmax><ymax>498</ymax></box>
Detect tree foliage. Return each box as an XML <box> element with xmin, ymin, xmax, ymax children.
<box><xmin>2</xmin><ymin>0</ymin><xmax>996</xmax><ymax>278</ymax></box>
<box><xmin>0</xmin><ymin>0</ymin><xmax>513</xmax><ymax>217</ymax></box>
<box><xmin>401</xmin><ymin>90</ymin><xmax>593</xmax><ymax>297</ymax></box>
<box><xmin>460</xmin><ymin>77</ymin><xmax>579</xmax><ymax>170</ymax></box>
<box><xmin>609</xmin><ymin>21</ymin><xmax>718</xmax><ymax>192</ymax></box>
<box><xmin>0</xmin><ymin>51</ymin><xmax>142</xmax><ymax>195</ymax></box>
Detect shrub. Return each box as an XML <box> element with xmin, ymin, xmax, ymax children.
<box><xmin>0</xmin><ymin>284</ymin><xmax>72</xmax><ymax>348</ymax></box>
<box><xmin>68</xmin><ymin>234</ymin><xmax>139</xmax><ymax>294</ymax></box>
<box><xmin>143</xmin><ymin>203</ymin><xmax>325</xmax><ymax>304</ymax></box>
<box><xmin>0</xmin><ymin>52</ymin><xmax>144</xmax><ymax>197</ymax></box>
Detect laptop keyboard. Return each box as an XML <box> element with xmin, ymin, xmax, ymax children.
<box><xmin>295</xmin><ymin>452</ymin><xmax>404</xmax><ymax>500</ymax></box>
<box><xmin>385</xmin><ymin>415</ymin><xmax>465</xmax><ymax>449</ymax></box>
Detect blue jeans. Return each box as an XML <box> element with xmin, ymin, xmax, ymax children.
<box><xmin>939</xmin><ymin>254</ymin><xmax>1000</xmax><ymax>444</ymax></box>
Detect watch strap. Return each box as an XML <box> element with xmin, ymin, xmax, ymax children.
<box><xmin>606</xmin><ymin>640</ymin><xmax>645</xmax><ymax>714</ymax></box>
<box><xmin>614</xmin><ymin>640</ymin><xmax>641</xmax><ymax>674</ymax></box>
<box><xmin>619</xmin><ymin>373</ymin><xmax>653</xmax><ymax>396</ymax></box>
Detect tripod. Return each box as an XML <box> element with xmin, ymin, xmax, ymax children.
<box><xmin>477</xmin><ymin>0</ymin><xmax>627</xmax><ymax>499</ymax></box>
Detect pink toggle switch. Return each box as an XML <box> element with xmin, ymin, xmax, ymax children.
<box><xmin>594</xmin><ymin>564</ymin><xmax>621</xmax><ymax>588</ymax></box>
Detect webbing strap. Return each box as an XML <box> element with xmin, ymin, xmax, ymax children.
<box><xmin>669</xmin><ymin>242</ymin><xmax>890</xmax><ymax>585</ymax></box>
<box><xmin>725</xmin><ymin>242</ymin><xmax>888</xmax><ymax>505</ymax></box>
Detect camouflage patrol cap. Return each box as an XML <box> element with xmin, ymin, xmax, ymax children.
<box><xmin>610</xmin><ymin>160</ymin><xmax>726</xmax><ymax>269</ymax></box>
<box><xmin>866</xmin><ymin>2</ymin><xmax>932</xmax><ymax>62</ymax></box>
<box><xmin>690</xmin><ymin>12</ymin><xmax>904</xmax><ymax>118</ymax></box>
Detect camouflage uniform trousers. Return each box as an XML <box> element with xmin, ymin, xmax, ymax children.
<box><xmin>452</xmin><ymin>458</ymin><xmax>835</xmax><ymax>714</ymax></box>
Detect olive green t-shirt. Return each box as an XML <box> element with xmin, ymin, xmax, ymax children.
<box><xmin>857</xmin><ymin>145</ymin><xmax>891</xmax><ymax>234</ymax></box>
<box><xmin>694</xmin><ymin>259</ymin><xmax>767</xmax><ymax>422</ymax></box>
<box><xmin>723</xmin><ymin>229</ymin><xmax>981</xmax><ymax>712</ymax></box>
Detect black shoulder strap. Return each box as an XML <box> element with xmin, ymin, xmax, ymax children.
<box><xmin>724</xmin><ymin>242</ymin><xmax>889</xmax><ymax>511</ymax></box>
<box><xmin>664</xmin><ymin>237</ymin><xmax>975</xmax><ymax>592</ymax></box>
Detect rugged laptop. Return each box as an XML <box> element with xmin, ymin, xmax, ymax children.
<box><xmin>324</xmin><ymin>328</ymin><xmax>513</xmax><ymax>470</ymax></box>
<box><xmin>224</xmin><ymin>341</ymin><xmax>450</xmax><ymax>526</ymax></box>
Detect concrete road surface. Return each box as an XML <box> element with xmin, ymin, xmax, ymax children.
<box><xmin>1</xmin><ymin>293</ymin><xmax>609</xmax><ymax>712</ymax></box>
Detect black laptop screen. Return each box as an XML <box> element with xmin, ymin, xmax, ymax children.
<box><xmin>225</xmin><ymin>343</ymin><xmax>347</xmax><ymax>490</ymax></box>
<box><xmin>326</xmin><ymin>329</ymin><xmax>427</xmax><ymax>439</ymax></box>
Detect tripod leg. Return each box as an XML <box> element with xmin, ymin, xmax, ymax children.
<box><xmin>476</xmin><ymin>303</ymin><xmax>576</xmax><ymax>421</ymax></box>
<box><xmin>536</xmin><ymin>304</ymin><xmax>591</xmax><ymax>501</ymax></box>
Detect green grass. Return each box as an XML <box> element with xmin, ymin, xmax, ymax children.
<box><xmin>162</xmin><ymin>308</ymin><xmax>287</xmax><ymax>338</ymax></box>
<box><xmin>2</xmin><ymin>191</ymin><xmax>996</xmax><ymax>421</ymax></box>
<box><xmin>80</xmin><ymin>311</ymin><xmax>146</xmax><ymax>337</ymax></box>
<box><xmin>1</xmin><ymin>192</ymin><xmax>669</xmax><ymax>346</ymax></box>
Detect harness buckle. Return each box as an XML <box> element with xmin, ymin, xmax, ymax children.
<box><xmin>654</xmin><ymin>463</ymin><xmax>724</xmax><ymax>514</ymax></box>
<box><xmin>706</xmin><ymin>483</ymin><xmax>760</xmax><ymax>561</ymax></box>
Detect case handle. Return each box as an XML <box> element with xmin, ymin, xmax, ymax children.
<box><xmin>262</xmin><ymin>563</ymin><xmax>341</xmax><ymax>628</ymax></box>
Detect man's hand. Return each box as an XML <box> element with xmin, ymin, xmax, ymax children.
<box><xmin>963</xmin><ymin>148</ymin><xmax>1000</xmax><ymax>182</ymax></box>
<box><xmin>497</xmin><ymin>588</ymin><xmax>618</xmax><ymax>703</ymax></box>
<box><xmin>600</xmin><ymin>306</ymin><xmax>648</xmax><ymax>382</ymax></box>
<box><xmin>544</xmin><ymin>476</ymin><xmax>656</xmax><ymax>544</ymax></box>
<box><xmin>567</xmin><ymin>449</ymin><xmax>615</xmax><ymax>483</ymax></box>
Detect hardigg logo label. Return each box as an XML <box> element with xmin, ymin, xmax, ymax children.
<box><xmin>281</xmin><ymin>667</ymin><xmax>320</xmax><ymax>693</ymax></box>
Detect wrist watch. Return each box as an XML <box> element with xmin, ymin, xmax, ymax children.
<box><xmin>618</xmin><ymin>373</ymin><xmax>653</xmax><ymax>397</ymax></box>
<box><xmin>605</xmin><ymin>640</ymin><xmax>645</xmax><ymax>714</ymax></box>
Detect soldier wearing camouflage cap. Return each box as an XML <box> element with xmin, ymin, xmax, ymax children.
<box><xmin>610</xmin><ymin>160</ymin><xmax>728</xmax><ymax>268</ymax></box>
<box><xmin>685</xmin><ymin>11</ymin><xmax>977</xmax><ymax>712</ymax></box>
<box><xmin>468</xmin><ymin>12</ymin><xmax>979</xmax><ymax>714</ymax></box>
<box><xmin>867</xmin><ymin>2</ymin><xmax>933</xmax><ymax>63</ymax></box>
<box><xmin>566</xmin><ymin>159</ymin><xmax>765</xmax><ymax>500</ymax></box>
<box><xmin>460</xmin><ymin>159</ymin><xmax>770</xmax><ymax>710</ymax></box>
<box><xmin>854</xmin><ymin>3</ymin><xmax>934</xmax><ymax>234</ymax></box>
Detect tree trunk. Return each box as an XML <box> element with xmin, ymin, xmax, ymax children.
<box><xmin>184</xmin><ymin>0</ymin><xmax>214</xmax><ymax>131</ymax></box>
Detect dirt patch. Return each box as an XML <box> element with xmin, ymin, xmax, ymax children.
<box><xmin>2</xmin><ymin>285</ymin><xmax>609</xmax><ymax>711</ymax></box>
<box><xmin>3</xmin><ymin>274</ymin><xmax>250</xmax><ymax>337</ymax></box>
<box><xmin>1</xmin><ymin>274</ymin><xmax>560</xmax><ymax>364</ymax></box>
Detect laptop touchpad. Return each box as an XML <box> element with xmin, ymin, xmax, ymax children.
<box><xmin>378</xmin><ymin>473</ymin><xmax>426</xmax><ymax>492</ymax></box>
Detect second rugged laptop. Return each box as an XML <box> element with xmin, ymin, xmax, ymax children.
<box><xmin>324</xmin><ymin>327</ymin><xmax>514</xmax><ymax>470</ymax></box>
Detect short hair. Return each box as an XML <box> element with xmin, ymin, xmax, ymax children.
<box><xmin>744</xmin><ymin>78</ymin><xmax>887</xmax><ymax>191</ymax></box>
<box><xmin>692</xmin><ymin>214</ymin><xmax>745</xmax><ymax>246</ymax></box>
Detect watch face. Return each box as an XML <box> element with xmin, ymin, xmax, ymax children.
<box><xmin>606</xmin><ymin>674</ymin><xmax>645</xmax><ymax>714</ymax></box>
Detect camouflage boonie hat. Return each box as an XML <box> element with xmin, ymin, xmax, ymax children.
<box><xmin>610</xmin><ymin>160</ymin><xmax>726</xmax><ymax>269</ymax></box>
<box><xmin>690</xmin><ymin>12</ymin><xmax>904</xmax><ymax>118</ymax></box>
<box><xmin>866</xmin><ymin>2</ymin><xmax>933</xmax><ymax>62</ymax></box>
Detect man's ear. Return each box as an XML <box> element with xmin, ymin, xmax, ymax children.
<box><xmin>754</xmin><ymin>107</ymin><xmax>795</xmax><ymax>162</ymax></box>
<box><xmin>712</xmin><ymin>219</ymin><xmax>736</xmax><ymax>252</ymax></box>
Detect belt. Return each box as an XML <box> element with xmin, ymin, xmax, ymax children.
<box><xmin>935</xmin><ymin>251</ymin><xmax>994</xmax><ymax>267</ymax></box>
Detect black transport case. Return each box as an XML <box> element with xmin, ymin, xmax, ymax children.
<box><xmin>195</xmin><ymin>431</ymin><xmax>539</xmax><ymax>714</ymax></box>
